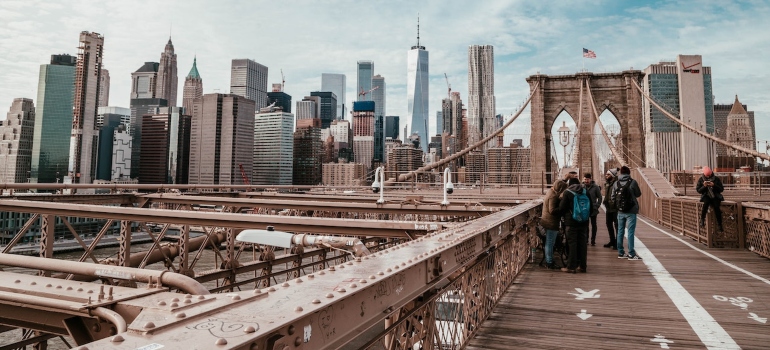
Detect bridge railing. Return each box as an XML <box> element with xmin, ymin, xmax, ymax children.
<box><xmin>658</xmin><ymin>198</ymin><xmax>744</xmax><ymax>248</ymax></box>
<box><xmin>743</xmin><ymin>202</ymin><xmax>770</xmax><ymax>259</ymax></box>
<box><xmin>360</xmin><ymin>202</ymin><xmax>540</xmax><ymax>350</ymax></box>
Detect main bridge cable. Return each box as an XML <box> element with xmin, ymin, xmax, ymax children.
<box><xmin>630</xmin><ymin>79</ymin><xmax>770</xmax><ymax>163</ymax></box>
<box><xmin>385</xmin><ymin>82</ymin><xmax>541</xmax><ymax>185</ymax></box>
<box><xmin>585</xmin><ymin>78</ymin><xmax>628</xmax><ymax>167</ymax></box>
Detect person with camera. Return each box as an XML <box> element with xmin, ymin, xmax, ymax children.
<box><xmin>696</xmin><ymin>166</ymin><xmax>725</xmax><ymax>232</ymax></box>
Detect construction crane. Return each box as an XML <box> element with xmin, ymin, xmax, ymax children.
<box><xmin>280</xmin><ymin>69</ymin><xmax>285</xmax><ymax>91</ymax></box>
<box><xmin>444</xmin><ymin>73</ymin><xmax>451</xmax><ymax>99</ymax></box>
<box><xmin>238</xmin><ymin>163</ymin><xmax>250</xmax><ymax>185</ymax></box>
<box><xmin>358</xmin><ymin>85</ymin><xmax>379</xmax><ymax>99</ymax></box>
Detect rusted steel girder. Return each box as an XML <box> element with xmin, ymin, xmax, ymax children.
<box><xmin>0</xmin><ymin>200</ymin><xmax>442</xmax><ymax>238</ymax></box>
<box><xmin>77</xmin><ymin>199</ymin><xmax>542</xmax><ymax>350</ymax></box>
<box><xmin>140</xmin><ymin>193</ymin><xmax>498</xmax><ymax>217</ymax></box>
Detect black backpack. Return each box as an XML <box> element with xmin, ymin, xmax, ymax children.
<box><xmin>613</xmin><ymin>180</ymin><xmax>635</xmax><ymax>212</ymax></box>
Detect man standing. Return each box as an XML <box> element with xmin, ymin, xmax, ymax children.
<box><xmin>582</xmin><ymin>173</ymin><xmax>602</xmax><ymax>246</ymax></box>
<box><xmin>559</xmin><ymin>178</ymin><xmax>592</xmax><ymax>273</ymax></box>
<box><xmin>612</xmin><ymin>166</ymin><xmax>642</xmax><ymax>260</ymax></box>
<box><xmin>541</xmin><ymin>180</ymin><xmax>568</xmax><ymax>269</ymax></box>
<box><xmin>602</xmin><ymin>168</ymin><xmax>619</xmax><ymax>249</ymax></box>
<box><xmin>696</xmin><ymin>166</ymin><xmax>724</xmax><ymax>232</ymax></box>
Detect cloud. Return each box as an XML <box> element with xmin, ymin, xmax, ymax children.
<box><xmin>0</xmin><ymin>0</ymin><xmax>768</xmax><ymax>150</ymax></box>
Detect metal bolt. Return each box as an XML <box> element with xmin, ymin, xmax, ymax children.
<box><xmin>157</xmin><ymin>301</ymin><xmax>167</xmax><ymax>306</ymax></box>
<box><xmin>170</xmin><ymin>302</ymin><xmax>178</xmax><ymax>308</ymax></box>
<box><xmin>14</xmin><ymin>280</ymin><xmax>20</xmax><ymax>283</ymax></box>
<box><xmin>144</xmin><ymin>322</ymin><xmax>156</xmax><ymax>329</ymax></box>
<box><xmin>184</xmin><ymin>294</ymin><xmax>192</xmax><ymax>299</ymax></box>
<box><xmin>308</xmin><ymin>274</ymin><xmax>315</xmax><ymax>279</ymax></box>
<box><xmin>370</xmin><ymin>275</ymin><xmax>377</xmax><ymax>279</ymax></box>
<box><xmin>295</xmin><ymin>337</ymin><xmax>302</xmax><ymax>346</ymax></box>
<box><xmin>46</xmin><ymin>284</ymin><xmax>52</xmax><ymax>288</ymax></box>
<box><xmin>312</xmin><ymin>299</ymin><xmax>321</xmax><ymax>304</ymax></box>
<box><xmin>56</xmin><ymin>285</ymin><xmax>62</xmax><ymax>289</ymax></box>
<box><xmin>215</xmin><ymin>338</ymin><xmax>227</xmax><ymax>345</ymax></box>
<box><xmin>231</xmin><ymin>295</ymin><xmax>241</xmax><ymax>301</ymax></box>
<box><xmin>338</xmin><ymin>265</ymin><xmax>345</xmax><ymax>269</ymax></box>
<box><xmin>386</xmin><ymin>268</ymin><xmax>392</xmax><ymax>273</ymax></box>
<box><xmin>318</xmin><ymin>271</ymin><xmax>325</xmax><ymax>275</ymax></box>
<box><xmin>253</xmin><ymin>289</ymin><xmax>262</xmax><ymax>295</ymax></box>
<box><xmin>349</xmin><ymin>283</ymin><xmax>358</xmax><ymax>288</ymax></box>
<box><xmin>329</xmin><ymin>266</ymin><xmax>335</xmax><ymax>271</ymax></box>
<box><xmin>295</xmin><ymin>278</ymin><xmax>303</xmax><ymax>283</ymax></box>
<box><xmin>175</xmin><ymin>312</ymin><xmax>186</xmax><ymax>318</ymax></box>
<box><xmin>347</xmin><ymin>261</ymin><xmax>353</xmax><ymax>265</ymax></box>
<box><xmin>184</xmin><ymin>299</ymin><xmax>191</xmax><ymax>304</ymax></box>
<box><xmin>77</xmin><ymin>288</ymin><xmax>83</xmax><ymax>292</ymax></box>
<box><xmin>295</xmin><ymin>306</ymin><xmax>303</xmax><ymax>312</ymax></box>
<box><xmin>325</xmin><ymin>293</ymin><xmax>334</xmax><ymax>298</ymax></box>
<box><xmin>171</xmin><ymin>297</ymin><xmax>180</xmax><ymax>302</ymax></box>
<box><xmin>378</xmin><ymin>271</ymin><xmax>385</xmax><ymax>275</ymax></box>
<box><xmin>197</xmin><ymin>295</ymin><xmax>205</xmax><ymax>300</ymax></box>
<box><xmin>282</xmin><ymin>282</ymin><xmax>290</xmax><ymax>288</ymax></box>
<box><xmin>108</xmin><ymin>287</ymin><xmax>113</xmax><ymax>301</ymax></box>
<box><xmin>30</xmin><ymin>281</ymin><xmax>36</xmax><ymax>286</ymax></box>
<box><xmin>244</xmin><ymin>326</ymin><xmax>256</xmax><ymax>333</ymax></box>
<box><xmin>111</xmin><ymin>335</ymin><xmax>124</xmax><ymax>342</ymax></box>
<box><xmin>359</xmin><ymin>279</ymin><xmax>367</xmax><ymax>284</ymax></box>
<box><xmin>268</xmin><ymin>287</ymin><xmax>277</xmax><ymax>292</ymax></box>
<box><xmin>337</xmin><ymin>288</ymin><xmax>346</xmax><ymax>293</ymax></box>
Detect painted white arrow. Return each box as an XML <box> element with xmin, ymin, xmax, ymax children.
<box><xmin>748</xmin><ymin>312</ymin><xmax>767</xmax><ymax>324</ymax></box>
<box><xmin>576</xmin><ymin>309</ymin><xmax>592</xmax><ymax>320</ymax></box>
<box><xmin>651</xmin><ymin>334</ymin><xmax>674</xmax><ymax>349</ymax></box>
<box><xmin>569</xmin><ymin>288</ymin><xmax>600</xmax><ymax>300</ymax></box>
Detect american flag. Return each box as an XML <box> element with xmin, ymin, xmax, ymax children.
<box><xmin>583</xmin><ymin>48</ymin><xmax>596</xmax><ymax>59</ymax></box>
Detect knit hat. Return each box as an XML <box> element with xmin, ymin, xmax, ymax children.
<box><xmin>606</xmin><ymin>168</ymin><xmax>618</xmax><ymax>177</ymax></box>
<box><xmin>703</xmin><ymin>166</ymin><xmax>713</xmax><ymax>177</ymax></box>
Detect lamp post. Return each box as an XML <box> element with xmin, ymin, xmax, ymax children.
<box><xmin>557</xmin><ymin>121</ymin><xmax>571</xmax><ymax>168</ymax></box>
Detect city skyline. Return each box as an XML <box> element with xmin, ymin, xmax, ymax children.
<box><xmin>0</xmin><ymin>1</ymin><xmax>769</xmax><ymax>149</ymax></box>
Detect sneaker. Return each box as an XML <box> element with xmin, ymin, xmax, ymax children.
<box><xmin>603</xmin><ymin>242</ymin><xmax>613</xmax><ymax>248</ymax></box>
<box><xmin>576</xmin><ymin>267</ymin><xmax>587</xmax><ymax>273</ymax></box>
<box><xmin>546</xmin><ymin>262</ymin><xmax>559</xmax><ymax>270</ymax></box>
<box><xmin>627</xmin><ymin>255</ymin><xmax>642</xmax><ymax>260</ymax></box>
<box><xmin>560</xmin><ymin>267</ymin><xmax>576</xmax><ymax>273</ymax></box>
<box><xmin>618</xmin><ymin>254</ymin><xmax>626</xmax><ymax>259</ymax></box>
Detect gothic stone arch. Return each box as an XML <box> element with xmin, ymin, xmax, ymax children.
<box><xmin>526</xmin><ymin>71</ymin><xmax>645</xmax><ymax>183</ymax></box>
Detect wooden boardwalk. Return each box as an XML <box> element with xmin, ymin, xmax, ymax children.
<box><xmin>468</xmin><ymin>212</ymin><xmax>770</xmax><ymax>350</ymax></box>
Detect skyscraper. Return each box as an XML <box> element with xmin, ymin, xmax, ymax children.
<box><xmin>714</xmin><ymin>100</ymin><xmax>755</xmax><ymax>159</ymax></box>
<box><xmin>296</xmin><ymin>96</ymin><xmax>321</xmax><ymax>128</ymax></box>
<box><xmin>31</xmin><ymin>54</ymin><xmax>76</xmax><ymax>184</ymax></box>
<box><xmin>407</xmin><ymin>19</ymin><xmax>429</xmax><ymax>151</ymax></box>
<box><xmin>310</xmin><ymin>91</ymin><xmax>337</xmax><ymax>128</ymax></box>
<box><xmin>230</xmin><ymin>59</ymin><xmax>268</xmax><ymax>110</ymax></box>
<box><xmin>267</xmin><ymin>85</ymin><xmax>292</xmax><ymax>113</ymax></box>
<box><xmin>95</xmin><ymin>106</ymin><xmax>130</xmax><ymax>181</ymax></box>
<box><xmin>253</xmin><ymin>106</ymin><xmax>294</xmax><ymax>185</ymax></box>
<box><xmin>321</xmin><ymin>73</ymin><xmax>346</xmax><ymax>119</ymax></box>
<box><xmin>0</xmin><ymin>98</ymin><xmax>35</xmax><ymax>183</ymax></box>
<box><xmin>357</xmin><ymin>61</ymin><xmax>374</xmax><ymax>101</ymax></box>
<box><xmin>725</xmin><ymin>95</ymin><xmax>755</xmax><ymax>169</ymax></box>
<box><xmin>183</xmin><ymin>57</ymin><xmax>203</xmax><ymax>114</ymax></box>
<box><xmin>441</xmin><ymin>91</ymin><xmax>463</xmax><ymax>157</ymax></box>
<box><xmin>189</xmin><ymin>94</ymin><xmax>255</xmax><ymax>185</ymax></box>
<box><xmin>371</xmin><ymin>75</ymin><xmax>386</xmax><ymax>163</ymax></box>
<box><xmin>156</xmin><ymin>38</ymin><xmax>178</xmax><ymax>107</ymax></box>
<box><xmin>131</xmin><ymin>62</ymin><xmax>159</xmax><ymax>99</ymax></box>
<box><xmin>98</xmin><ymin>68</ymin><xmax>110</xmax><ymax>107</ymax></box>
<box><xmin>69</xmin><ymin>31</ymin><xmax>104</xmax><ymax>184</ymax></box>
<box><xmin>467</xmin><ymin>45</ymin><xmax>495</xmax><ymax>151</ymax></box>
<box><xmin>385</xmin><ymin>116</ymin><xmax>400</xmax><ymax>140</ymax></box>
<box><xmin>642</xmin><ymin>55</ymin><xmax>714</xmax><ymax>172</ymax></box>
<box><xmin>352</xmin><ymin>101</ymin><xmax>375</xmax><ymax>170</ymax></box>
<box><xmin>140</xmin><ymin>107</ymin><xmax>191</xmax><ymax>184</ymax></box>
<box><xmin>372</xmin><ymin>74</ymin><xmax>386</xmax><ymax>118</ymax></box>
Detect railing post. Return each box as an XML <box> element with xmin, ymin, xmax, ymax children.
<box><xmin>541</xmin><ymin>171</ymin><xmax>545</xmax><ymax>195</ymax></box>
<box><xmin>517</xmin><ymin>174</ymin><xmax>521</xmax><ymax>195</ymax></box>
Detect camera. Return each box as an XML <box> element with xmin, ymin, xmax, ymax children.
<box><xmin>445</xmin><ymin>182</ymin><xmax>454</xmax><ymax>194</ymax></box>
<box><xmin>372</xmin><ymin>180</ymin><xmax>381</xmax><ymax>193</ymax></box>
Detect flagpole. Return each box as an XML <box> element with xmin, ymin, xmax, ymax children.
<box><xmin>582</xmin><ymin>52</ymin><xmax>585</xmax><ymax>72</ymax></box>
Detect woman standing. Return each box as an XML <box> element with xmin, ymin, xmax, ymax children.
<box><xmin>541</xmin><ymin>180</ymin><xmax>568</xmax><ymax>269</ymax></box>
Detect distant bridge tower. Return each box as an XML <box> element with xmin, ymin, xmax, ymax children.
<box><xmin>526</xmin><ymin>71</ymin><xmax>645</xmax><ymax>182</ymax></box>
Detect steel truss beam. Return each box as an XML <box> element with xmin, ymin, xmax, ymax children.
<box><xmin>0</xmin><ymin>200</ymin><xmax>443</xmax><ymax>238</ymax></box>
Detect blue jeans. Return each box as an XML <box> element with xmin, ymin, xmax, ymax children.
<box><xmin>544</xmin><ymin>229</ymin><xmax>559</xmax><ymax>264</ymax></box>
<box><xmin>617</xmin><ymin>212</ymin><xmax>637</xmax><ymax>256</ymax></box>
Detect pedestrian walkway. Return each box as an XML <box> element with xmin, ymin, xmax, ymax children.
<box><xmin>467</xmin><ymin>212</ymin><xmax>770</xmax><ymax>349</ymax></box>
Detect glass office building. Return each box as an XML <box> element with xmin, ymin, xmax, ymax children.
<box><xmin>31</xmin><ymin>55</ymin><xmax>76</xmax><ymax>184</ymax></box>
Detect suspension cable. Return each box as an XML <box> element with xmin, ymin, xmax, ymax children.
<box><xmin>584</xmin><ymin>78</ymin><xmax>628</xmax><ymax>167</ymax></box>
<box><xmin>630</xmin><ymin>79</ymin><xmax>770</xmax><ymax>162</ymax></box>
<box><xmin>385</xmin><ymin>82</ymin><xmax>541</xmax><ymax>185</ymax></box>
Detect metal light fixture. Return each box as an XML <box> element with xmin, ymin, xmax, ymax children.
<box><xmin>442</xmin><ymin>167</ymin><xmax>453</xmax><ymax>206</ymax></box>
<box><xmin>557</xmin><ymin>121</ymin><xmax>571</xmax><ymax>167</ymax></box>
<box><xmin>236</xmin><ymin>226</ymin><xmax>371</xmax><ymax>257</ymax></box>
<box><xmin>371</xmin><ymin>166</ymin><xmax>384</xmax><ymax>204</ymax></box>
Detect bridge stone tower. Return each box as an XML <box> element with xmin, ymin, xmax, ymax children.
<box><xmin>527</xmin><ymin>71</ymin><xmax>645</xmax><ymax>183</ymax></box>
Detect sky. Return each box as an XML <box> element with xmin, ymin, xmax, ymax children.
<box><xmin>1</xmin><ymin>0</ymin><xmax>768</xmax><ymax>153</ymax></box>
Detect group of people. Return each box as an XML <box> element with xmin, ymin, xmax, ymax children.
<box><xmin>540</xmin><ymin>165</ymin><xmax>726</xmax><ymax>273</ymax></box>
<box><xmin>540</xmin><ymin>166</ymin><xmax>642</xmax><ymax>273</ymax></box>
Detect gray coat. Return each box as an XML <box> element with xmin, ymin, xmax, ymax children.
<box><xmin>611</xmin><ymin>174</ymin><xmax>642</xmax><ymax>214</ymax></box>
<box><xmin>584</xmin><ymin>181</ymin><xmax>602</xmax><ymax>216</ymax></box>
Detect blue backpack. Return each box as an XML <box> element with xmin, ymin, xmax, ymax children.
<box><xmin>568</xmin><ymin>188</ymin><xmax>591</xmax><ymax>222</ymax></box>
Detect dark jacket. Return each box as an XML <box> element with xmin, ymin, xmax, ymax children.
<box><xmin>696</xmin><ymin>175</ymin><xmax>724</xmax><ymax>202</ymax></box>
<box><xmin>541</xmin><ymin>180</ymin><xmax>568</xmax><ymax>230</ymax></box>
<box><xmin>584</xmin><ymin>181</ymin><xmax>602</xmax><ymax>216</ymax></box>
<box><xmin>603</xmin><ymin>177</ymin><xmax>618</xmax><ymax>212</ymax></box>
<box><xmin>558</xmin><ymin>183</ymin><xmax>592</xmax><ymax>227</ymax></box>
<box><xmin>611</xmin><ymin>174</ymin><xmax>642</xmax><ymax>214</ymax></box>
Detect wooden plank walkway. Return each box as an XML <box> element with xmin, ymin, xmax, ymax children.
<box><xmin>468</xmin><ymin>212</ymin><xmax>770</xmax><ymax>350</ymax></box>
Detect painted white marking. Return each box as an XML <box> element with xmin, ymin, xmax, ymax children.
<box><xmin>135</xmin><ymin>344</ymin><xmax>164</xmax><ymax>350</ymax></box>
<box><xmin>748</xmin><ymin>313</ymin><xmax>767</xmax><ymax>324</ymax></box>
<box><xmin>634</xmin><ymin>237</ymin><xmax>740</xmax><ymax>349</ymax></box>
<box><xmin>713</xmin><ymin>295</ymin><xmax>753</xmax><ymax>310</ymax></box>
<box><xmin>638</xmin><ymin>217</ymin><xmax>770</xmax><ymax>286</ymax></box>
<box><xmin>576</xmin><ymin>309</ymin><xmax>592</xmax><ymax>320</ymax></box>
<box><xmin>651</xmin><ymin>334</ymin><xmax>674</xmax><ymax>349</ymax></box>
<box><xmin>568</xmin><ymin>288</ymin><xmax>600</xmax><ymax>300</ymax></box>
